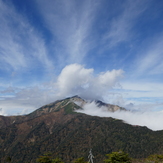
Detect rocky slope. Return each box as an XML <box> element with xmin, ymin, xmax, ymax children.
<box><xmin>0</xmin><ymin>96</ymin><xmax>124</xmax><ymax>129</ymax></box>
<box><xmin>0</xmin><ymin>96</ymin><xmax>163</xmax><ymax>163</ymax></box>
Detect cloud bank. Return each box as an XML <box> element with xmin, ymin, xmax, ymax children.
<box><xmin>76</xmin><ymin>102</ymin><xmax>163</xmax><ymax>131</ymax></box>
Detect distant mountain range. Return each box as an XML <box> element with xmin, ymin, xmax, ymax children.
<box><xmin>0</xmin><ymin>96</ymin><xmax>163</xmax><ymax>163</ymax></box>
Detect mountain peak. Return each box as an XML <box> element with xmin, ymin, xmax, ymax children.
<box><xmin>94</xmin><ymin>100</ymin><xmax>126</xmax><ymax>112</ymax></box>
<box><xmin>27</xmin><ymin>96</ymin><xmax>82</xmax><ymax>119</ymax></box>
<box><xmin>27</xmin><ymin>96</ymin><xmax>126</xmax><ymax>119</ymax></box>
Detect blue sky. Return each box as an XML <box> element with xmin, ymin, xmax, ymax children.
<box><xmin>0</xmin><ymin>0</ymin><xmax>163</xmax><ymax>115</ymax></box>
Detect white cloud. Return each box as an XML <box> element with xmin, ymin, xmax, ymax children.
<box><xmin>36</xmin><ymin>0</ymin><xmax>100</xmax><ymax>64</ymax></box>
<box><xmin>56</xmin><ymin>64</ymin><xmax>94</xmax><ymax>97</ymax></box>
<box><xmin>0</xmin><ymin>85</ymin><xmax>57</xmax><ymax>115</ymax></box>
<box><xmin>0</xmin><ymin>64</ymin><xmax>124</xmax><ymax>115</ymax></box>
<box><xmin>56</xmin><ymin>64</ymin><xmax>124</xmax><ymax>99</ymax></box>
<box><xmin>134</xmin><ymin>35</ymin><xmax>163</xmax><ymax>76</ymax></box>
<box><xmin>0</xmin><ymin>0</ymin><xmax>53</xmax><ymax>72</ymax></box>
<box><xmin>77</xmin><ymin>101</ymin><xmax>163</xmax><ymax>131</ymax></box>
<box><xmin>102</xmin><ymin>81</ymin><xmax>163</xmax><ymax>112</ymax></box>
<box><xmin>0</xmin><ymin>108</ymin><xmax>6</xmax><ymax>116</ymax></box>
<box><xmin>103</xmin><ymin>0</ymin><xmax>148</xmax><ymax>47</ymax></box>
<box><xmin>121</xmin><ymin>82</ymin><xmax>163</xmax><ymax>104</ymax></box>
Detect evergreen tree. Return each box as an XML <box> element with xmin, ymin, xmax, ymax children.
<box><xmin>104</xmin><ymin>151</ymin><xmax>131</xmax><ymax>163</ymax></box>
<box><xmin>36</xmin><ymin>153</ymin><xmax>64</xmax><ymax>163</ymax></box>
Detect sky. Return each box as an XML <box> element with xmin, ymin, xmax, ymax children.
<box><xmin>0</xmin><ymin>0</ymin><xmax>163</xmax><ymax>129</ymax></box>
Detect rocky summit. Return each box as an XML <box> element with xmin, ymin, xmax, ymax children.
<box><xmin>0</xmin><ymin>96</ymin><xmax>163</xmax><ymax>163</ymax></box>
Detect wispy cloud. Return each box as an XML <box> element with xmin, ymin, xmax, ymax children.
<box><xmin>36</xmin><ymin>0</ymin><xmax>100</xmax><ymax>64</ymax></box>
<box><xmin>0</xmin><ymin>85</ymin><xmax>57</xmax><ymax>115</ymax></box>
<box><xmin>103</xmin><ymin>0</ymin><xmax>148</xmax><ymax>47</ymax></box>
<box><xmin>112</xmin><ymin>81</ymin><xmax>163</xmax><ymax>113</ymax></box>
<box><xmin>133</xmin><ymin>35</ymin><xmax>163</xmax><ymax>76</ymax></box>
<box><xmin>0</xmin><ymin>0</ymin><xmax>53</xmax><ymax>73</ymax></box>
<box><xmin>0</xmin><ymin>0</ymin><xmax>26</xmax><ymax>70</ymax></box>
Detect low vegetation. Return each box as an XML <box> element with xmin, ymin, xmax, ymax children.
<box><xmin>35</xmin><ymin>152</ymin><xmax>163</xmax><ymax>163</ymax></box>
<box><xmin>5</xmin><ymin>151</ymin><xmax>163</xmax><ymax>163</ymax></box>
<box><xmin>104</xmin><ymin>151</ymin><xmax>131</xmax><ymax>163</ymax></box>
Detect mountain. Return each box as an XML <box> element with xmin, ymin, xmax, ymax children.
<box><xmin>0</xmin><ymin>95</ymin><xmax>125</xmax><ymax>129</ymax></box>
<box><xmin>0</xmin><ymin>96</ymin><xmax>163</xmax><ymax>163</ymax></box>
<box><xmin>27</xmin><ymin>95</ymin><xmax>126</xmax><ymax>117</ymax></box>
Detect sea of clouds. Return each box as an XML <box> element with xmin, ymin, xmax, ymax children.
<box><xmin>76</xmin><ymin>101</ymin><xmax>163</xmax><ymax>131</ymax></box>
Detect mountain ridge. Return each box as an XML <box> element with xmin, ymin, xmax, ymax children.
<box><xmin>1</xmin><ymin>96</ymin><xmax>163</xmax><ymax>163</ymax></box>
<box><xmin>0</xmin><ymin>95</ymin><xmax>125</xmax><ymax>129</ymax></box>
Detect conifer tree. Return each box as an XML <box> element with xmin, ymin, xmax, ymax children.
<box><xmin>104</xmin><ymin>151</ymin><xmax>131</xmax><ymax>163</ymax></box>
